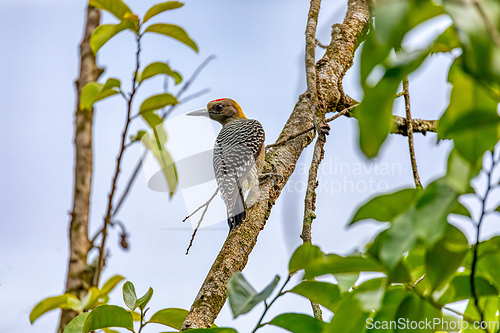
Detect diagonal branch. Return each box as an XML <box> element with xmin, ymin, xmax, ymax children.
<box><xmin>180</xmin><ymin>0</ymin><xmax>370</xmax><ymax>329</ymax></box>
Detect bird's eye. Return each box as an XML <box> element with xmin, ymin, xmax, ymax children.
<box><xmin>215</xmin><ymin>104</ymin><xmax>223</xmax><ymax>112</ymax></box>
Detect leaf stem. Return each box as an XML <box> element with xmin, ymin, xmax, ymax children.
<box><xmin>251</xmin><ymin>274</ymin><xmax>293</xmax><ymax>333</ymax></box>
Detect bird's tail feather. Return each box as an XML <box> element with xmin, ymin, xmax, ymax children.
<box><xmin>227</xmin><ymin>189</ymin><xmax>246</xmax><ymax>231</ymax></box>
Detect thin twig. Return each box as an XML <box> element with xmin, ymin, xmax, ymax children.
<box><xmin>266</xmin><ymin>105</ymin><xmax>355</xmax><ymax>149</ymax></box>
<box><xmin>177</xmin><ymin>88</ymin><xmax>211</xmax><ymax>105</ymax></box>
<box><xmin>112</xmin><ymin>151</ymin><xmax>146</xmax><ymax>217</ymax></box>
<box><xmin>251</xmin><ymin>274</ymin><xmax>293</xmax><ymax>333</ymax></box>
<box><xmin>301</xmin><ymin>0</ymin><xmax>323</xmax><ymax>321</ymax></box>
<box><xmin>315</xmin><ymin>38</ymin><xmax>328</xmax><ymax>49</ymax></box>
<box><xmin>94</xmin><ymin>30</ymin><xmax>142</xmax><ymax>287</ymax></box>
<box><xmin>403</xmin><ymin>77</ymin><xmax>422</xmax><ymax>189</ymax></box>
<box><xmin>470</xmin><ymin>151</ymin><xmax>498</xmax><ymax>331</ymax></box>
<box><xmin>395</xmin><ymin>91</ymin><xmax>405</xmax><ymax>99</ymax></box>
<box><xmin>185</xmin><ymin>188</ymin><xmax>219</xmax><ymax>255</ymax></box>
<box><xmin>162</xmin><ymin>55</ymin><xmax>216</xmax><ymax>120</ymax></box>
<box><xmin>413</xmin><ymin>274</ymin><xmax>426</xmax><ymax>287</ymax></box>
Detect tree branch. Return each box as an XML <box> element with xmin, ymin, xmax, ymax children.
<box><xmin>94</xmin><ymin>30</ymin><xmax>142</xmax><ymax>287</ymax></box>
<box><xmin>185</xmin><ymin>188</ymin><xmax>219</xmax><ymax>255</ymax></box>
<box><xmin>180</xmin><ymin>0</ymin><xmax>370</xmax><ymax>328</ymax></box>
<box><xmin>58</xmin><ymin>5</ymin><xmax>102</xmax><ymax>332</ymax></box>
<box><xmin>403</xmin><ymin>77</ymin><xmax>422</xmax><ymax>188</ymax></box>
<box><xmin>301</xmin><ymin>0</ymin><xmax>324</xmax><ymax>320</ymax></box>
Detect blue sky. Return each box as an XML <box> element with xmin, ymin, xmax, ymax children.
<box><xmin>1</xmin><ymin>0</ymin><xmax>496</xmax><ymax>332</ymax></box>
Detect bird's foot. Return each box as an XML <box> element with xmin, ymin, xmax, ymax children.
<box><xmin>259</xmin><ymin>172</ymin><xmax>283</xmax><ymax>185</ymax></box>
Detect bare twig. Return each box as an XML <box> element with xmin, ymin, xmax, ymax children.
<box><xmin>178</xmin><ymin>88</ymin><xmax>211</xmax><ymax>105</ymax></box>
<box><xmin>162</xmin><ymin>55</ymin><xmax>216</xmax><ymax>120</ymax></box>
<box><xmin>183</xmin><ymin>188</ymin><xmax>219</xmax><ymax>223</ymax></box>
<box><xmin>301</xmin><ymin>0</ymin><xmax>323</xmax><ymax>321</ymax></box>
<box><xmin>315</xmin><ymin>38</ymin><xmax>328</xmax><ymax>49</ymax></box>
<box><xmin>403</xmin><ymin>77</ymin><xmax>422</xmax><ymax>189</ymax></box>
<box><xmin>184</xmin><ymin>188</ymin><xmax>219</xmax><ymax>255</ymax></box>
<box><xmin>112</xmin><ymin>151</ymin><xmax>146</xmax><ymax>217</ymax></box>
<box><xmin>395</xmin><ymin>91</ymin><xmax>405</xmax><ymax>98</ymax></box>
<box><xmin>94</xmin><ymin>30</ymin><xmax>142</xmax><ymax>287</ymax></box>
<box><xmin>266</xmin><ymin>105</ymin><xmax>355</xmax><ymax>149</ymax></box>
<box><xmin>470</xmin><ymin>152</ymin><xmax>498</xmax><ymax>331</ymax></box>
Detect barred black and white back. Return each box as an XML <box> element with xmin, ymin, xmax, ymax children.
<box><xmin>213</xmin><ymin>118</ymin><xmax>265</xmax><ymax>230</ymax></box>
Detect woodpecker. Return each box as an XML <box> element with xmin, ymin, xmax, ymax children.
<box><xmin>187</xmin><ymin>98</ymin><xmax>265</xmax><ymax>231</ymax></box>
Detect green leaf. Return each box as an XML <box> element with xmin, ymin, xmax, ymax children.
<box><xmin>80</xmin><ymin>78</ymin><xmax>121</xmax><ymax>111</ymax></box>
<box><xmin>394</xmin><ymin>293</ymin><xmax>441</xmax><ymax>333</ymax></box>
<box><xmin>130</xmin><ymin>130</ymin><xmax>147</xmax><ymax>143</ymax></box>
<box><xmin>30</xmin><ymin>294</ymin><xmax>81</xmax><ymax>324</ymax></box>
<box><xmin>445</xmin><ymin>148</ymin><xmax>481</xmax><ymax>194</ymax></box>
<box><xmin>89</xmin><ymin>0</ymin><xmax>133</xmax><ymax>21</ymax></box>
<box><xmin>289</xmin><ymin>281</ymin><xmax>340</xmax><ymax>312</ymax></box>
<box><xmin>450</xmin><ymin>201</ymin><xmax>471</xmax><ymax>218</ymax></box>
<box><xmin>140</xmin><ymin>93</ymin><xmax>178</xmax><ymax>114</ymax></box>
<box><xmin>412</xmin><ymin>179</ymin><xmax>458</xmax><ymax>243</ymax></box>
<box><xmin>135</xmin><ymin>287</ymin><xmax>153</xmax><ymax>309</ymax></box>
<box><xmin>141</xmin><ymin>131</ymin><xmax>178</xmax><ymax>196</ymax></box>
<box><xmin>472</xmin><ymin>236</ymin><xmax>500</xmax><ymax>289</ymax></box>
<box><xmin>129</xmin><ymin>311</ymin><xmax>141</xmax><ymax>321</ymax></box>
<box><xmin>100</xmin><ymin>275</ymin><xmax>125</xmax><ymax>296</ymax></box>
<box><xmin>378</xmin><ymin>211</ymin><xmax>418</xmax><ymax>270</ymax></box>
<box><xmin>378</xmin><ymin>178</ymin><xmax>459</xmax><ymax>269</ymax></box>
<box><xmin>149</xmin><ymin>308</ymin><xmax>189</xmax><ymax>330</ymax></box>
<box><xmin>335</xmin><ymin>273</ymin><xmax>359</xmax><ymax>293</ymax></box>
<box><xmin>438</xmin><ymin>58</ymin><xmax>500</xmax><ymax>162</ymax></box>
<box><xmin>139</xmin><ymin>62</ymin><xmax>182</xmax><ymax>85</ymax></box>
<box><xmin>63</xmin><ymin>312</ymin><xmax>89</xmax><ymax>333</ymax></box>
<box><xmin>438</xmin><ymin>274</ymin><xmax>498</xmax><ymax>304</ymax></box>
<box><xmin>444</xmin><ymin>0</ymin><xmax>500</xmax><ymax>86</ymax></box>
<box><xmin>90</xmin><ymin>20</ymin><xmax>135</xmax><ymax>55</ymax></box>
<box><xmin>143</xmin><ymin>1</ymin><xmax>184</xmax><ymax>23</ymax></box>
<box><xmin>288</xmin><ymin>243</ymin><xmax>323</xmax><ymax>274</ymax></box>
<box><xmin>425</xmin><ymin>224</ymin><xmax>468</xmax><ymax>290</ymax></box>
<box><xmin>367</xmin><ymin>286</ymin><xmax>407</xmax><ymax>332</ymax></box>
<box><xmin>81</xmin><ymin>287</ymin><xmax>101</xmax><ymax>310</ymax></box>
<box><xmin>122</xmin><ymin>281</ymin><xmax>137</xmax><ymax>311</ymax></box>
<box><xmin>145</xmin><ymin>23</ymin><xmax>198</xmax><ymax>52</ymax></box>
<box><xmin>430</xmin><ymin>25</ymin><xmax>461</xmax><ymax>54</ymax></box>
<box><xmin>83</xmin><ymin>305</ymin><xmax>134</xmax><ymax>333</ymax></box>
<box><xmin>349</xmin><ymin>188</ymin><xmax>419</xmax><ymax>225</ymax></box>
<box><xmin>227</xmin><ymin>272</ymin><xmax>280</xmax><ymax>318</ymax></box>
<box><xmin>304</xmin><ymin>254</ymin><xmax>385</xmax><ymax>279</ymax></box>
<box><xmin>353</xmin><ymin>278</ymin><xmax>386</xmax><ymax>312</ymax></box>
<box><xmin>268</xmin><ymin>313</ymin><xmax>326</xmax><ymax>333</ymax></box>
<box><xmin>324</xmin><ymin>294</ymin><xmax>369</xmax><ymax>333</ymax></box>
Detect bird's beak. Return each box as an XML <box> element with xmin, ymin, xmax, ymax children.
<box><xmin>186</xmin><ymin>108</ymin><xmax>209</xmax><ymax>117</ymax></box>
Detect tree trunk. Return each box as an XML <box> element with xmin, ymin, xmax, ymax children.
<box><xmin>57</xmin><ymin>5</ymin><xmax>102</xmax><ymax>332</ymax></box>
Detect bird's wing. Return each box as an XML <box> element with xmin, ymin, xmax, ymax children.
<box><xmin>213</xmin><ymin>119</ymin><xmax>265</xmax><ymax>208</ymax></box>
